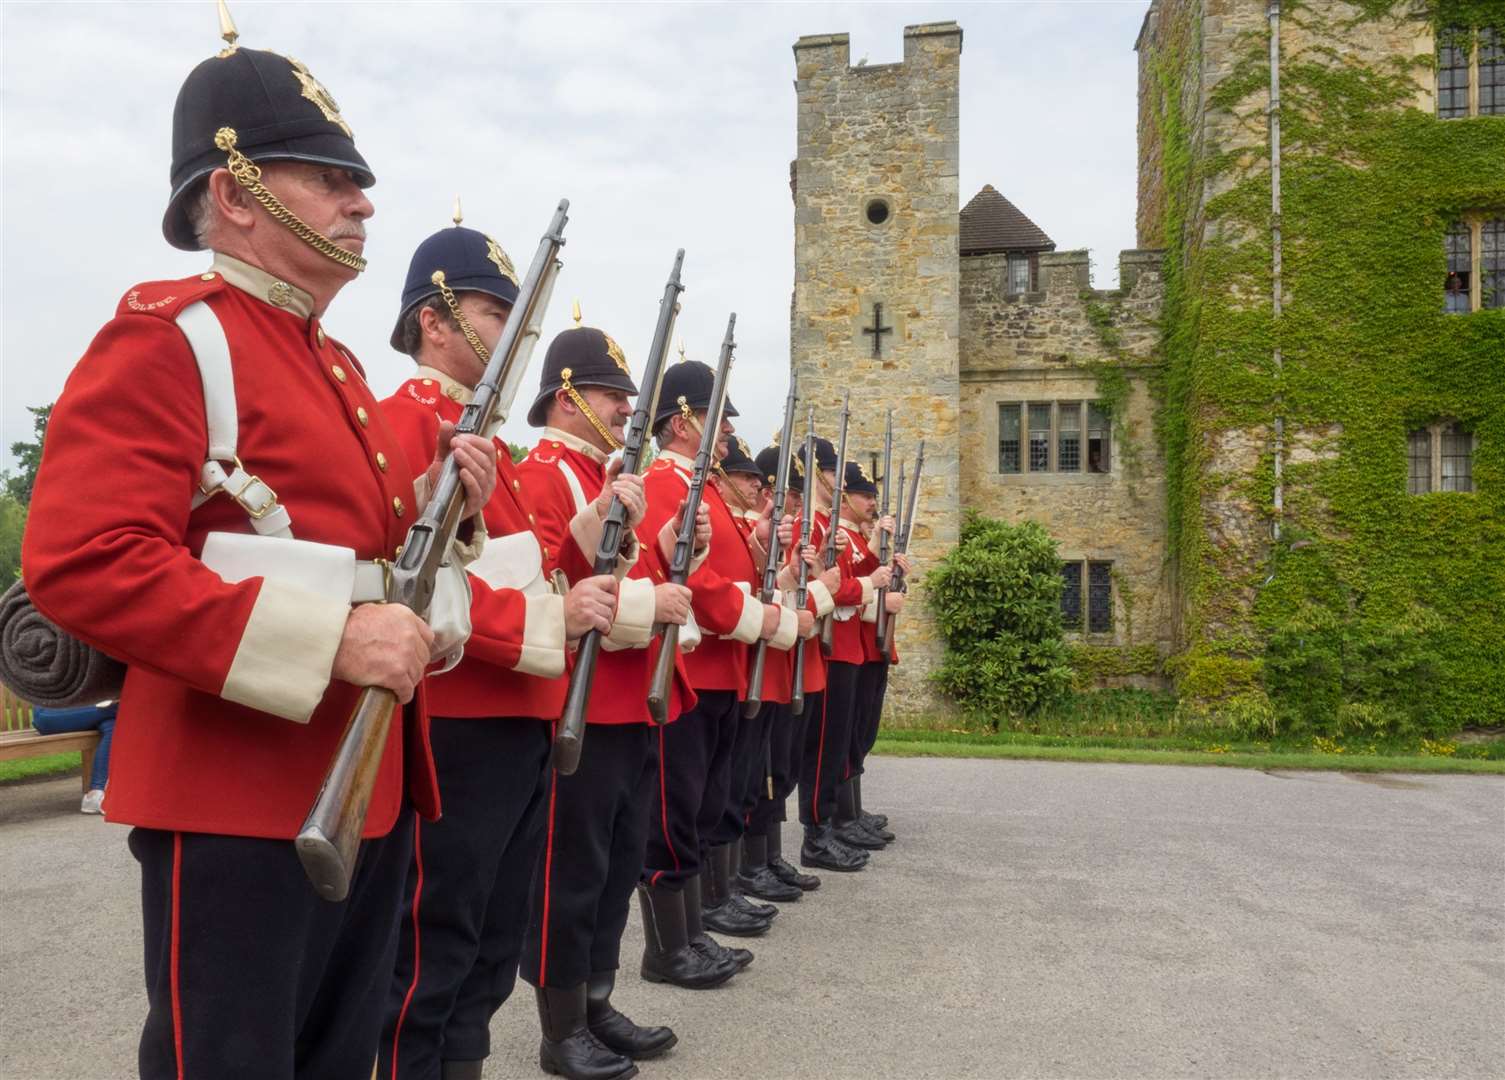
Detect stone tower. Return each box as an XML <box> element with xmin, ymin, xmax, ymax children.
<box><xmin>790</xmin><ymin>23</ymin><xmax>963</xmax><ymax>719</ymax></box>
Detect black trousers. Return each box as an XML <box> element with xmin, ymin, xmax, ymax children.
<box><xmin>714</xmin><ymin>699</ymin><xmax>777</xmax><ymax>845</ymax></box>
<box><xmin>850</xmin><ymin>661</ymin><xmax>890</xmax><ymax>776</ymax></box>
<box><xmin>522</xmin><ymin>723</ymin><xmax>656</xmax><ymax>989</ymax></box>
<box><xmin>750</xmin><ymin>694</ymin><xmax>817</xmax><ymax>834</ymax></box>
<box><xmin>799</xmin><ymin>663</ymin><xmax>859</xmax><ymax>826</ymax></box>
<box><xmin>132</xmin><ymin>809</ymin><xmax>414</xmax><ymax>1080</ymax></box>
<box><xmin>643</xmin><ymin>689</ymin><xmax>738</xmax><ymax>887</ymax></box>
<box><xmin>379</xmin><ymin>717</ymin><xmax>551</xmax><ymax>1077</ymax></box>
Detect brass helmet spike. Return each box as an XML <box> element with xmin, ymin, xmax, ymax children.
<box><xmin>217</xmin><ymin>0</ymin><xmax>240</xmax><ymax>57</ymax></box>
<box><xmin>452</xmin><ymin>196</ymin><xmax>463</xmax><ymax>227</ymax></box>
<box><xmin>677</xmin><ymin>339</ymin><xmax>687</xmax><ymax>363</ymax></box>
<box><xmin>572</xmin><ymin>300</ymin><xmax>583</xmax><ymax>327</ymax></box>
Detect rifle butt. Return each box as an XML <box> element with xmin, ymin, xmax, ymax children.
<box><xmin>818</xmin><ymin>614</ymin><xmax>834</xmax><ymax>658</ymax></box>
<box><xmin>296</xmin><ymin>686</ymin><xmax>398</xmax><ymax>902</ymax></box>
<box><xmin>790</xmin><ymin>687</ymin><xmax>805</xmax><ymax>718</ymax></box>
<box><xmin>743</xmin><ymin>642</ymin><xmax>768</xmax><ymax>718</ymax></box>
<box><xmin>554</xmin><ymin>631</ymin><xmax>602</xmax><ymax>775</ymax></box>
<box><xmin>646</xmin><ymin>623</ymin><xmax>679</xmax><ymax>726</ymax></box>
<box><xmin>875</xmin><ymin>590</ymin><xmax>888</xmax><ymax>645</ymax></box>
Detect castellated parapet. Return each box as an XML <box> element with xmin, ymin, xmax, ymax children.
<box><xmin>790</xmin><ymin>22</ymin><xmax>963</xmax><ymax>721</ymax></box>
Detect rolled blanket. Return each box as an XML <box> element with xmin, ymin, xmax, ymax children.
<box><xmin>0</xmin><ymin>579</ymin><xmax>125</xmax><ymax>708</ymax></box>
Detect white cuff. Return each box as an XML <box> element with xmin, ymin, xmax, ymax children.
<box><xmin>729</xmin><ymin>584</ymin><xmax>765</xmax><ymax>645</ymax></box>
<box><xmin>604</xmin><ymin>576</ymin><xmax>656</xmax><ymax>652</ymax></box>
<box><xmin>453</xmin><ymin>512</ymin><xmax>487</xmax><ymax>567</ymax></box>
<box><xmin>769</xmin><ymin>605</ymin><xmax>799</xmax><ymax>651</ymax></box>
<box><xmin>221</xmin><ymin>579</ymin><xmax>349</xmax><ymax>723</ymax></box>
<box><xmin>858</xmin><ymin>576</ymin><xmax>876</xmax><ymax>608</ymax></box>
<box><xmin>806</xmin><ymin>578</ymin><xmax>835</xmax><ymax>618</ymax></box>
<box><xmin>515</xmin><ymin>593</ymin><xmax>566</xmax><ymax>677</ymax></box>
<box><xmin>861</xmin><ymin>597</ymin><xmax>879</xmax><ymax>623</ymax></box>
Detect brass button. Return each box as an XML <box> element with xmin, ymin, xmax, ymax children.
<box><xmin>356</xmin><ymin>406</ymin><xmax>369</xmax><ymax>427</ymax></box>
<box><xmin>200</xmin><ymin>272</ymin><xmax>216</xmax><ymax>281</ymax></box>
<box><xmin>421</xmin><ymin>379</ymin><xmax>434</xmax><ymax>386</ymax></box>
<box><xmin>393</xmin><ymin>496</ymin><xmax>405</xmax><ymax>517</ymax></box>
<box><xmin>512</xmin><ymin>479</ymin><xmax>520</xmax><ymax>491</ymax></box>
<box><xmin>528</xmin><ymin>513</ymin><xmax>536</xmax><ymax>524</ymax></box>
<box><xmin>332</xmin><ymin>364</ymin><xmax>347</xmax><ymax>383</ymax></box>
<box><xmin>316</xmin><ymin>326</ymin><xmax>327</xmax><ymax>346</ymax></box>
<box><xmin>376</xmin><ymin>451</ymin><xmax>388</xmax><ymax>472</ymax></box>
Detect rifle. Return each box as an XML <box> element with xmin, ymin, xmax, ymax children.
<box><xmin>743</xmin><ymin>376</ymin><xmax>799</xmax><ymax>719</ymax></box>
<box><xmin>873</xmin><ymin>410</ymin><xmax>894</xmax><ymax>650</ymax></box>
<box><xmin>645</xmin><ymin>314</ymin><xmax>737</xmax><ymax>725</ymax></box>
<box><xmin>552</xmin><ymin>250</ymin><xmax>685</xmax><ymax>776</ymax></box>
<box><xmin>296</xmin><ymin>200</ymin><xmax>570</xmax><ymax>902</ymax></box>
<box><xmin>790</xmin><ymin>408</ymin><xmax>817</xmax><ymax>718</ymax></box>
<box><xmin>817</xmin><ymin>391</ymin><xmax>850</xmax><ymax>656</ymax></box>
<box><xmin>878</xmin><ymin>439</ymin><xmax>924</xmax><ymax>658</ymax></box>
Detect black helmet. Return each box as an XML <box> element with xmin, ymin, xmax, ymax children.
<box><xmin>527</xmin><ymin>326</ymin><xmax>639</xmax><ymax>428</ymax></box>
<box><xmin>653</xmin><ymin>360</ymin><xmax>740</xmax><ymax>428</ymax></box>
<box><xmin>393</xmin><ymin>225</ymin><xmax>519</xmax><ymax>352</ymax></box>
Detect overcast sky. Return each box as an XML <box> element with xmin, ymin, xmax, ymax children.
<box><xmin>0</xmin><ymin>1</ymin><xmax>1149</xmax><ymax>473</ymax></box>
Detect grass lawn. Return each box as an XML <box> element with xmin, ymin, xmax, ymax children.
<box><xmin>0</xmin><ymin>752</ymin><xmax>82</xmax><ymax>784</ymax></box>
<box><xmin>873</xmin><ymin>728</ymin><xmax>1505</xmax><ymax>775</ymax></box>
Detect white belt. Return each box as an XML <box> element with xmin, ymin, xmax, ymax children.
<box><xmin>351</xmin><ymin>561</ymin><xmax>390</xmax><ymax>603</ymax></box>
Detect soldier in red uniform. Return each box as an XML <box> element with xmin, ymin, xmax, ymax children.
<box><xmin>637</xmin><ymin>361</ymin><xmax>798</xmax><ymax>980</ymax></box>
<box><xmin>21</xmin><ymin>29</ymin><xmax>497</xmax><ymax>1080</ymax></box>
<box><xmin>376</xmin><ymin>224</ymin><xmax>623</xmax><ymax>1080</ymax></box>
<box><xmin>516</xmin><ymin>324</ymin><xmax>715</xmax><ymax>1080</ymax></box>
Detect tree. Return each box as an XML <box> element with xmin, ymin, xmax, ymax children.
<box><xmin>7</xmin><ymin>403</ymin><xmax>52</xmax><ymax>504</ymax></box>
<box><xmin>0</xmin><ymin>491</ymin><xmax>24</xmax><ymax>583</ymax></box>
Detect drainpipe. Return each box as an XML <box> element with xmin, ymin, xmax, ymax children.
<box><xmin>1268</xmin><ymin>0</ymin><xmax>1284</xmax><ymax>542</ymax></box>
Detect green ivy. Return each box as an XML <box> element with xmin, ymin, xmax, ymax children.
<box><xmin>1143</xmin><ymin>0</ymin><xmax>1505</xmax><ymax>730</ymax></box>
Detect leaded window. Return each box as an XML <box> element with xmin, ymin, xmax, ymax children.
<box><xmin>1440</xmin><ymin>28</ymin><xmax>1472</xmax><ymax>118</ymax></box>
<box><xmin>1480</xmin><ymin>28</ymin><xmax>1503</xmax><ymax>115</ymax></box>
<box><xmin>1057</xmin><ymin>401</ymin><xmax>1081</xmax><ymax>472</ymax></box>
<box><xmin>1441</xmin><ymin>423</ymin><xmax>1475</xmax><ymax>492</ymax></box>
<box><xmin>1407</xmin><ymin>429</ymin><xmax>1432</xmax><ymax>494</ymax></box>
<box><xmin>1446</xmin><ymin>222</ymin><xmax>1473</xmax><ymax>313</ymax></box>
<box><xmin>1008</xmin><ymin>254</ymin><xmax>1031</xmax><ymax>294</ymax></box>
<box><xmin>1482</xmin><ymin>219</ymin><xmax>1504</xmax><ymax>310</ymax></box>
<box><xmin>1087</xmin><ymin>562</ymin><xmax>1114</xmax><ymax>633</ymax></box>
<box><xmin>1060</xmin><ymin>563</ymin><xmax>1082</xmax><ymax>630</ymax></box>
<box><xmin>1087</xmin><ymin>403</ymin><xmax>1111</xmax><ymax>473</ymax></box>
<box><xmin>998</xmin><ymin>403</ymin><xmax>1022</xmax><ymax>474</ymax></box>
<box><xmin>1028</xmin><ymin>404</ymin><xmax>1052</xmax><ymax>472</ymax></box>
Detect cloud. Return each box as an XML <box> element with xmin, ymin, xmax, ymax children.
<box><xmin>1</xmin><ymin>1</ymin><xmax>1149</xmax><ymax>473</ymax></box>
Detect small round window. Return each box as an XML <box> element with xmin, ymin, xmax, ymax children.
<box><xmin>865</xmin><ymin>199</ymin><xmax>890</xmax><ymax>225</ymax></box>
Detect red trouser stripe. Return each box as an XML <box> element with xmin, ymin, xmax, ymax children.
<box><xmin>811</xmin><ymin>691</ymin><xmax>829</xmax><ymax>824</ymax></box>
<box><xmin>170</xmin><ymin>832</ymin><xmax>185</xmax><ymax>1080</ymax></box>
<box><xmin>388</xmin><ymin>823</ymin><xmax>426</xmax><ymax>1078</ymax></box>
<box><xmin>657</xmin><ymin>725</ymin><xmax>679</xmax><ymax>873</ymax></box>
<box><xmin>537</xmin><ymin>768</ymin><xmax>560</xmax><ymax>987</ymax></box>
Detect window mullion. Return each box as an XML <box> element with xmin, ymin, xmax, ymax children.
<box><xmin>1432</xmin><ymin>424</ymin><xmax>1444</xmax><ymax>491</ymax></box>
<box><xmin>1473</xmin><ymin>219</ymin><xmax>1484</xmax><ymax>312</ymax></box>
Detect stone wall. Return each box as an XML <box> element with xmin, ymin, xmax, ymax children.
<box><xmin>790</xmin><ymin>23</ymin><xmax>963</xmax><ymax>721</ymax></box>
<box><xmin>960</xmin><ymin>249</ymin><xmax>1173</xmax><ymax>672</ymax></box>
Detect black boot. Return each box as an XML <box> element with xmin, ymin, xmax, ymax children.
<box><xmin>535</xmin><ymin>984</ymin><xmax>638</xmax><ymax>1080</ymax></box>
<box><xmin>686</xmin><ymin>875</ymin><xmax>753</xmax><ymax>971</ymax></box>
<box><xmin>801</xmin><ymin>823</ymin><xmax>867</xmax><ymax>872</ymax></box>
<box><xmin>701</xmin><ymin>846</ymin><xmax>771</xmax><ymax>937</ymax></box>
<box><xmin>737</xmin><ymin>831</ymin><xmax>803</xmax><ymax>902</ymax></box>
<box><xmin>636</xmin><ymin>882</ymin><xmax>735</xmax><ymax>989</ymax></box>
<box><xmin>587</xmin><ymin>971</ymin><xmax>677</xmax><ymax>1060</ymax></box>
<box><xmin>854</xmin><ymin>775</ymin><xmax>894</xmax><ymax>838</ymax></box>
<box><xmin>723</xmin><ymin>842</ymin><xmax>779</xmax><ymax>919</ymax></box>
<box><xmin>440</xmin><ymin>1062</ymin><xmax>484</xmax><ymax>1080</ymax></box>
<box><xmin>836</xmin><ymin>780</ymin><xmax>887</xmax><ymax>850</ymax></box>
<box><xmin>767</xmin><ymin>822</ymin><xmax>821</xmax><ymax>891</ymax></box>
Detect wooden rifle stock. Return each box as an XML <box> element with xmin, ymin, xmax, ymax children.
<box><xmin>553</xmin><ymin>250</ymin><xmax>686</xmax><ymax>773</ymax></box>
<box><xmin>878</xmin><ymin>440</ymin><xmax>924</xmax><ymax>657</ymax></box>
<box><xmin>644</xmin><ymin>313</ymin><xmax>737</xmax><ymax>723</ymax></box>
<box><xmin>789</xmin><ymin>411</ymin><xmax>817</xmax><ymax>717</ymax></box>
<box><xmin>296</xmin><ymin>200</ymin><xmax>570</xmax><ymax>901</ymax></box>
<box><xmin>817</xmin><ymin>391</ymin><xmax>851</xmax><ymax>657</ymax></box>
<box><xmin>874</xmin><ymin>410</ymin><xmax>894</xmax><ymax>650</ymax></box>
<box><xmin>743</xmin><ymin>376</ymin><xmax>799</xmax><ymax>720</ymax></box>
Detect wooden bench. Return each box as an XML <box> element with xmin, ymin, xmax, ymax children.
<box><xmin>0</xmin><ymin>684</ymin><xmax>101</xmax><ymax>793</ymax></box>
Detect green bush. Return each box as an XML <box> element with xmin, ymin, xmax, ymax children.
<box><xmin>927</xmin><ymin>514</ymin><xmax>1073</xmax><ymax>724</ymax></box>
<box><xmin>1263</xmin><ymin>603</ymin><xmax>1448</xmax><ymax>739</ymax></box>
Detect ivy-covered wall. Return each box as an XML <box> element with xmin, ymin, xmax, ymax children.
<box><xmin>1138</xmin><ymin>0</ymin><xmax>1505</xmax><ymax>729</ymax></box>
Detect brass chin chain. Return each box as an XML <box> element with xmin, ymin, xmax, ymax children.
<box><xmin>430</xmin><ymin>271</ymin><xmax>492</xmax><ymax>365</ymax></box>
<box><xmin>560</xmin><ymin>368</ymin><xmax>624</xmax><ymax>451</ymax></box>
<box><xmin>213</xmin><ymin>127</ymin><xmax>368</xmax><ymax>273</ymax></box>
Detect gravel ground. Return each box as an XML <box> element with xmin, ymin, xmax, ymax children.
<box><xmin>2</xmin><ymin>758</ymin><xmax>1502</xmax><ymax>1079</ymax></box>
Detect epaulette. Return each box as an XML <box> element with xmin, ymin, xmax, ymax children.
<box><xmin>401</xmin><ymin>378</ymin><xmax>441</xmax><ymax>408</ymax></box>
<box><xmin>115</xmin><ymin>273</ymin><xmax>226</xmax><ymax>321</ymax></box>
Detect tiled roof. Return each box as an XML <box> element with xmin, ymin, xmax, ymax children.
<box><xmin>959</xmin><ymin>184</ymin><xmax>1055</xmax><ymax>255</ymax></box>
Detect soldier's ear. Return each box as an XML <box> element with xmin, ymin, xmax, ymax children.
<box><xmin>206</xmin><ymin>168</ymin><xmax>256</xmax><ymax>231</ymax></box>
<box><xmin>418</xmin><ymin>304</ymin><xmax>448</xmax><ymax>345</ymax></box>
<box><xmin>554</xmin><ymin>388</ymin><xmax>576</xmax><ymax>416</ymax></box>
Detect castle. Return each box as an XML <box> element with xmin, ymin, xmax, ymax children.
<box><xmin>790</xmin><ymin>4</ymin><xmax>1504</xmax><ymax>724</ymax></box>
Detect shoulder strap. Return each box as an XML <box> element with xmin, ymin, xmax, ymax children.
<box><xmin>177</xmin><ymin>300</ymin><xmax>293</xmax><ymax>538</ymax></box>
<box><xmin>556</xmin><ymin>457</ymin><xmax>589</xmax><ymax>514</ymax></box>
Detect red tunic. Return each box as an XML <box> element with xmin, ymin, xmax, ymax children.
<box><xmin>380</xmin><ymin>373</ymin><xmax>566</xmax><ymax>721</ymax></box>
<box><xmin>517</xmin><ymin>433</ymin><xmax>695</xmax><ymax>725</ymax></box>
<box><xmin>22</xmin><ymin>268</ymin><xmax>439</xmax><ymax>839</ymax></box>
<box><xmin>641</xmin><ymin>451</ymin><xmax>764</xmax><ymax>694</ymax></box>
<box><xmin>828</xmin><ymin>517</ymin><xmax>878</xmax><ymax>666</ymax></box>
